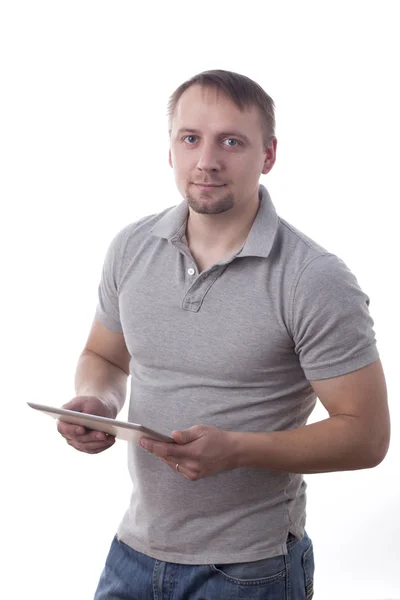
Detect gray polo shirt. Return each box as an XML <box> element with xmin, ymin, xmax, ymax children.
<box><xmin>95</xmin><ymin>184</ymin><xmax>379</xmax><ymax>564</ymax></box>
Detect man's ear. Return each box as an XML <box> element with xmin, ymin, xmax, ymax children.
<box><xmin>261</xmin><ymin>137</ymin><xmax>277</xmax><ymax>175</ymax></box>
<box><xmin>169</xmin><ymin>149</ymin><xmax>173</xmax><ymax>168</ymax></box>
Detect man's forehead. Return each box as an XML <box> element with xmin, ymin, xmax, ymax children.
<box><xmin>176</xmin><ymin>85</ymin><xmax>253</xmax><ymax>114</ymax></box>
<box><xmin>173</xmin><ymin>85</ymin><xmax>259</xmax><ymax>130</ymax></box>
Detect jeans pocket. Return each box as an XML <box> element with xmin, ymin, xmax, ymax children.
<box><xmin>210</xmin><ymin>553</ymin><xmax>286</xmax><ymax>585</ymax></box>
<box><xmin>302</xmin><ymin>543</ymin><xmax>315</xmax><ymax>599</ymax></box>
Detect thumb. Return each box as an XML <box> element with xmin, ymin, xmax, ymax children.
<box><xmin>62</xmin><ymin>397</ymin><xmax>86</xmax><ymax>411</ymax></box>
<box><xmin>172</xmin><ymin>426</ymin><xmax>201</xmax><ymax>444</ymax></box>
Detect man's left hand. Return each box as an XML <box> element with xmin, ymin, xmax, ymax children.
<box><xmin>140</xmin><ymin>425</ymin><xmax>240</xmax><ymax>480</ymax></box>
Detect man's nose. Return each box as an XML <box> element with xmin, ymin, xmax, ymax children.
<box><xmin>196</xmin><ymin>143</ymin><xmax>221</xmax><ymax>171</ymax></box>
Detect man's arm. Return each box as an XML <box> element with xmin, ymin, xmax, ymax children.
<box><xmin>75</xmin><ymin>318</ymin><xmax>130</xmax><ymax>418</ymax></box>
<box><xmin>57</xmin><ymin>318</ymin><xmax>130</xmax><ymax>453</ymax></box>
<box><xmin>140</xmin><ymin>359</ymin><xmax>390</xmax><ymax>479</ymax></box>
<box><xmin>235</xmin><ymin>358</ymin><xmax>390</xmax><ymax>473</ymax></box>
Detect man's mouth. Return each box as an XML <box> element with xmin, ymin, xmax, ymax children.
<box><xmin>193</xmin><ymin>183</ymin><xmax>226</xmax><ymax>188</ymax></box>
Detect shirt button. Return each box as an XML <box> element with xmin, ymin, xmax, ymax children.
<box><xmin>188</xmin><ymin>268</ymin><xmax>195</xmax><ymax>275</ymax></box>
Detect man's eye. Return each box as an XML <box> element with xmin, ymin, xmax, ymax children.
<box><xmin>224</xmin><ymin>139</ymin><xmax>239</xmax><ymax>147</ymax></box>
<box><xmin>184</xmin><ymin>135</ymin><xmax>197</xmax><ymax>143</ymax></box>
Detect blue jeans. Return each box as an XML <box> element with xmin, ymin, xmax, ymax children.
<box><xmin>94</xmin><ymin>532</ymin><xmax>314</xmax><ymax>599</ymax></box>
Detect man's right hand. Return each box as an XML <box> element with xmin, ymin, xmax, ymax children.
<box><xmin>57</xmin><ymin>395</ymin><xmax>116</xmax><ymax>454</ymax></box>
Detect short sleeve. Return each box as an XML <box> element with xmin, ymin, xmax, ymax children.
<box><xmin>94</xmin><ymin>227</ymin><xmax>130</xmax><ymax>333</ymax></box>
<box><xmin>290</xmin><ymin>254</ymin><xmax>380</xmax><ymax>380</ymax></box>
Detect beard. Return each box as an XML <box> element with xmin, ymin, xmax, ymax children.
<box><xmin>185</xmin><ymin>186</ymin><xmax>235</xmax><ymax>215</ymax></box>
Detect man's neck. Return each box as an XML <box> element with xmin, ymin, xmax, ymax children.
<box><xmin>185</xmin><ymin>199</ymin><xmax>260</xmax><ymax>257</ymax></box>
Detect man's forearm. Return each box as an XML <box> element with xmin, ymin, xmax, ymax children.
<box><xmin>75</xmin><ymin>350</ymin><xmax>128</xmax><ymax>418</ymax></box>
<box><xmin>234</xmin><ymin>415</ymin><xmax>384</xmax><ymax>474</ymax></box>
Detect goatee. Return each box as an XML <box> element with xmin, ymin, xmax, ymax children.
<box><xmin>186</xmin><ymin>189</ymin><xmax>234</xmax><ymax>215</ymax></box>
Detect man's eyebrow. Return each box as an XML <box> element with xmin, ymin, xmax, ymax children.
<box><xmin>176</xmin><ymin>128</ymin><xmax>251</xmax><ymax>144</ymax></box>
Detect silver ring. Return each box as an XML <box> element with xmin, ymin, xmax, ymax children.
<box><xmin>175</xmin><ymin>463</ymin><xmax>180</xmax><ymax>473</ymax></box>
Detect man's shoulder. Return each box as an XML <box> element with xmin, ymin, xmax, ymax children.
<box><xmin>273</xmin><ymin>216</ymin><xmax>352</xmax><ymax>284</ymax></box>
<box><xmin>277</xmin><ymin>217</ymin><xmax>330</xmax><ymax>257</ymax></box>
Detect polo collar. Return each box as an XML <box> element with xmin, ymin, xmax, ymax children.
<box><xmin>150</xmin><ymin>184</ymin><xmax>279</xmax><ymax>258</ymax></box>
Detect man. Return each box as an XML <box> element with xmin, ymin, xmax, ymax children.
<box><xmin>58</xmin><ymin>70</ymin><xmax>390</xmax><ymax>599</ymax></box>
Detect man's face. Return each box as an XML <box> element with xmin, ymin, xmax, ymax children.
<box><xmin>169</xmin><ymin>85</ymin><xmax>276</xmax><ymax>215</ymax></box>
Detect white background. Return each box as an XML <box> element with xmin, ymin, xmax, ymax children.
<box><xmin>1</xmin><ymin>1</ymin><xmax>399</xmax><ymax>599</ymax></box>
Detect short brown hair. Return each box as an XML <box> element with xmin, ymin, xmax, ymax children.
<box><xmin>167</xmin><ymin>69</ymin><xmax>276</xmax><ymax>148</ymax></box>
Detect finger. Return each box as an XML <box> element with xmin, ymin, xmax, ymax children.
<box><xmin>140</xmin><ymin>439</ymin><xmax>182</xmax><ymax>460</ymax></box>
<box><xmin>62</xmin><ymin>397</ymin><xmax>88</xmax><ymax>411</ymax></box>
<box><xmin>66</xmin><ymin>437</ymin><xmax>115</xmax><ymax>453</ymax></box>
<box><xmin>66</xmin><ymin>439</ymin><xmax>84</xmax><ymax>451</ymax></box>
<box><xmin>71</xmin><ymin>430</ymin><xmax>110</xmax><ymax>443</ymax></box>
<box><xmin>68</xmin><ymin>444</ymin><xmax>111</xmax><ymax>454</ymax></box>
<box><xmin>60</xmin><ymin>425</ymin><xmax>110</xmax><ymax>443</ymax></box>
<box><xmin>85</xmin><ymin>446</ymin><xmax>112</xmax><ymax>455</ymax></box>
<box><xmin>57</xmin><ymin>421</ymin><xmax>87</xmax><ymax>437</ymax></box>
<box><xmin>81</xmin><ymin>438</ymin><xmax>115</xmax><ymax>452</ymax></box>
<box><xmin>172</xmin><ymin>426</ymin><xmax>203</xmax><ymax>444</ymax></box>
<box><xmin>159</xmin><ymin>458</ymin><xmax>196</xmax><ymax>480</ymax></box>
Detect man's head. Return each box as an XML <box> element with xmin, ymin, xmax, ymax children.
<box><xmin>167</xmin><ymin>70</ymin><xmax>277</xmax><ymax>215</ymax></box>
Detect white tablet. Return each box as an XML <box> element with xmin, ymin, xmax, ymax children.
<box><xmin>28</xmin><ymin>402</ymin><xmax>174</xmax><ymax>444</ymax></box>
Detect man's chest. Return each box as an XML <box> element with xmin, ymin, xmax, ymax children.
<box><xmin>118</xmin><ymin>264</ymin><xmax>300</xmax><ymax>384</ymax></box>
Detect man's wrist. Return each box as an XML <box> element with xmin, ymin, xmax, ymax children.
<box><xmin>230</xmin><ymin>431</ymin><xmax>271</xmax><ymax>470</ymax></box>
<box><xmin>228</xmin><ymin>431</ymin><xmax>247</xmax><ymax>469</ymax></box>
<box><xmin>98</xmin><ymin>395</ymin><xmax>121</xmax><ymax>419</ymax></box>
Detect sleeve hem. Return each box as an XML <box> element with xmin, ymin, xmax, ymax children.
<box><xmin>302</xmin><ymin>345</ymin><xmax>380</xmax><ymax>381</ymax></box>
<box><xmin>95</xmin><ymin>308</ymin><xmax>123</xmax><ymax>333</ymax></box>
